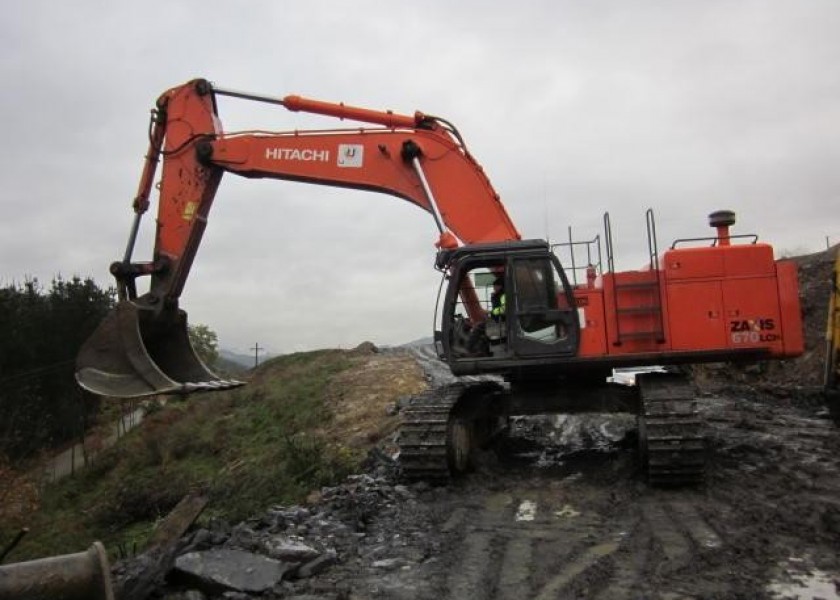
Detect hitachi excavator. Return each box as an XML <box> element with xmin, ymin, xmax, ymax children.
<box><xmin>76</xmin><ymin>78</ymin><xmax>804</xmax><ymax>485</ymax></box>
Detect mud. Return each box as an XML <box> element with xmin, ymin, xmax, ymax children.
<box><xmin>329</xmin><ymin>383</ymin><xmax>840</xmax><ymax>599</ymax></box>
<box><xmin>151</xmin><ymin>370</ymin><xmax>840</xmax><ymax>599</ymax></box>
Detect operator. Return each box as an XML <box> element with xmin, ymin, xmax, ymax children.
<box><xmin>490</xmin><ymin>277</ymin><xmax>506</xmax><ymax>321</ymax></box>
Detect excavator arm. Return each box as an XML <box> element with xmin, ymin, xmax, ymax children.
<box><xmin>76</xmin><ymin>78</ymin><xmax>520</xmax><ymax>397</ymax></box>
<box><xmin>127</xmin><ymin>79</ymin><xmax>519</xmax><ymax>307</ymax></box>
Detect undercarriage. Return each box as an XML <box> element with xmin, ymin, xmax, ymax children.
<box><xmin>398</xmin><ymin>372</ymin><xmax>706</xmax><ymax>487</ymax></box>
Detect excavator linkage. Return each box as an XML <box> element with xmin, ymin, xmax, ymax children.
<box><xmin>75</xmin><ymin>300</ymin><xmax>244</xmax><ymax>398</ymax></box>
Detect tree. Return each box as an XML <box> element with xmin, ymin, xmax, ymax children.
<box><xmin>0</xmin><ymin>276</ymin><xmax>114</xmax><ymax>461</ymax></box>
<box><xmin>188</xmin><ymin>323</ymin><xmax>219</xmax><ymax>367</ymax></box>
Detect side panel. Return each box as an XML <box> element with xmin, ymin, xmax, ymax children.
<box><xmin>663</xmin><ymin>247</ymin><xmax>725</xmax><ymax>280</ymax></box>
<box><xmin>723</xmin><ymin>244</ymin><xmax>776</xmax><ymax>277</ymax></box>
<box><xmin>662</xmin><ymin>243</ymin><xmax>793</xmax><ymax>357</ymax></box>
<box><xmin>667</xmin><ymin>281</ymin><xmax>726</xmax><ymax>350</ymax></box>
<box><xmin>721</xmin><ymin>277</ymin><xmax>784</xmax><ymax>355</ymax></box>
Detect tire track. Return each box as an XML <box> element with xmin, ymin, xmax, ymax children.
<box><xmin>441</xmin><ymin>481</ymin><xmax>642</xmax><ymax>599</ymax></box>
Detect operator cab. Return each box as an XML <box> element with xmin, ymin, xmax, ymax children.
<box><xmin>436</xmin><ymin>240</ymin><xmax>580</xmax><ymax>375</ymax></box>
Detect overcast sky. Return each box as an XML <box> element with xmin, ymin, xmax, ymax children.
<box><xmin>2</xmin><ymin>1</ymin><xmax>838</xmax><ymax>355</ymax></box>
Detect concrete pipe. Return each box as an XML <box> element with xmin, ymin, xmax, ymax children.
<box><xmin>0</xmin><ymin>541</ymin><xmax>114</xmax><ymax>600</ymax></box>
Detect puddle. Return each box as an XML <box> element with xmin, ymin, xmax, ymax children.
<box><xmin>515</xmin><ymin>500</ymin><xmax>537</xmax><ymax>522</ymax></box>
<box><xmin>554</xmin><ymin>504</ymin><xmax>581</xmax><ymax>519</ymax></box>
<box><xmin>767</xmin><ymin>558</ymin><xmax>839</xmax><ymax>600</ymax></box>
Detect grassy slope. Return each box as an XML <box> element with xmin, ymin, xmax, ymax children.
<box><xmin>1</xmin><ymin>349</ymin><xmax>361</xmax><ymax>561</ymax></box>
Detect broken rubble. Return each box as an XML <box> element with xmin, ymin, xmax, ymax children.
<box><xmin>124</xmin><ymin>447</ymin><xmax>444</xmax><ymax>598</ymax></box>
<box><xmin>172</xmin><ymin>548</ymin><xmax>295</xmax><ymax>594</ymax></box>
<box><xmin>297</xmin><ymin>550</ymin><xmax>338</xmax><ymax>578</ymax></box>
<box><xmin>372</xmin><ymin>557</ymin><xmax>406</xmax><ymax>570</ymax></box>
<box><xmin>263</xmin><ymin>537</ymin><xmax>322</xmax><ymax>562</ymax></box>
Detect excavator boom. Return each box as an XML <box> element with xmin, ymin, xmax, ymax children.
<box><xmin>77</xmin><ymin>78</ymin><xmax>519</xmax><ymax>397</ymax></box>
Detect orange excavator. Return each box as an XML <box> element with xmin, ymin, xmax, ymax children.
<box><xmin>77</xmin><ymin>79</ymin><xmax>804</xmax><ymax>485</ymax></box>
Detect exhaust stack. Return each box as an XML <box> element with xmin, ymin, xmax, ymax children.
<box><xmin>709</xmin><ymin>210</ymin><xmax>736</xmax><ymax>247</ymax></box>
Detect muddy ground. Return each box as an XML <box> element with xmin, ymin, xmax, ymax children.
<box><xmin>151</xmin><ymin>348</ymin><xmax>840</xmax><ymax>600</ymax></box>
<box><xmin>344</xmin><ymin>383</ymin><xmax>840</xmax><ymax>600</ymax></box>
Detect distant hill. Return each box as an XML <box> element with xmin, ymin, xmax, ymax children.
<box><xmin>214</xmin><ymin>355</ymin><xmax>248</xmax><ymax>376</ymax></box>
<box><xmin>401</xmin><ymin>336</ymin><xmax>434</xmax><ymax>348</ymax></box>
<box><xmin>219</xmin><ymin>348</ymin><xmax>275</xmax><ymax>369</ymax></box>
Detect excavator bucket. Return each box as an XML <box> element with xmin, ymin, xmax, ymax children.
<box><xmin>76</xmin><ymin>300</ymin><xmax>244</xmax><ymax>398</ymax></box>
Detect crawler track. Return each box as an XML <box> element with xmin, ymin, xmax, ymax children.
<box><xmin>637</xmin><ymin>373</ymin><xmax>705</xmax><ymax>486</ymax></box>
<box><xmin>399</xmin><ymin>382</ymin><xmax>508</xmax><ymax>481</ymax></box>
<box><xmin>398</xmin><ymin>384</ymin><xmax>465</xmax><ymax>481</ymax></box>
<box><xmin>400</xmin><ymin>358</ymin><xmax>706</xmax><ymax>486</ymax></box>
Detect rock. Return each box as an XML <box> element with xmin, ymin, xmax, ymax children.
<box><xmin>822</xmin><ymin>504</ymin><xmax>840</xmax><ymax>534</ymax></box>
<box><xmin>297</xmin><ymin>550</ymin><xmax>338</xmax><ymax>578</ymax></box>
<box><xmin>266</xmin><ymin>505</ymin><xmax>311</xmax><ymax>529</ymax></box>
<box><xmin>264</xmin><ymin>537</ymin><xmax>322</xmax><ymax>562</ymax></box>
<box><xmin>161</xmin><ymin>592</ymin><xmax>206</xmax><ymax>600</ymax></box>
<box><xmin>352</xmin><ymin>341</ymin><xmax>378</xmax><ymax>355</ymax></box>
<box><xmin>393</xmin><ymin>485</ymin><xmax>413</xmax><ymax>500</ymax></box>
<box><xmin>306</xmin><ymin>489</ymin><xmax>323</xmax><ymax>505</ymax></box>
<box><xmin>411</xmin><ymin>481</ymin><xmax>430</xmax><ymax>493</ymax></box>
<box><xmin>227</xmin><ymin>524</ymin><xmax>260</xmax><ymax>551</ymax></box>
<box><xmin>371</xmin><ymin>557</ymin><xmax>404</xmax><ymax>570</ymax></box>
<box><xmin>172</xmin><ymin>549</ymin><xmax>295</xmax><ymax>594</ymax></box>
<box><xmin>179</xmin><ymin>528</ymin><xmax>214</xmax><ymax>555</ymax></box>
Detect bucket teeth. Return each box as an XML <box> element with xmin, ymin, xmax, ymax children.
<box><xmin>182</xmin><ymin>380</ymin><xmax>245</xmax><ymax>392</ymax></box>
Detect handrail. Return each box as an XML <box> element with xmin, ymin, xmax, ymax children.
<box><xmin>671</xmin><ymin>234</ymin><xmax>758</xmax><ymax>249</ymax></box>
<box><xmin>645</xmin><ymin>208</ymin><xmax>660</xmax><ymax>271</ymax></box>
<box><xmin>604</xmin><ymin>212</ymin><xmax>615</xmax><ymax>274</ymax></box>
<box><xmin>644</xmin><ymin>208</ymin><xmax>665</xmax><ymax>342</ymax></box>
<box><xmin>568</xmin><ymin>226</ymin><xmax>577</xmax><ymax>285</ymax></box>
<box><xmin>550</xmin><ymin>233</ymin><xmax>602</xmax><ymax>286</ymax></box>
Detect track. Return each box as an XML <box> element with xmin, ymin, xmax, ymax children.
<box><xmin>399</xmin><ymin>382</ymin><xmax>508</xmax><ymax>481</ymax></box>
<box><xmin>403</xmin><ymin>348</ymin><xmax>707</xmax><ymax>488</ymax></box>
<box><xmin>637</xmin><ymin>373</ymin><xmax>705</xmax><ymax>486</ymax></box>
<box><xmin>398</xmin><ymin>385</ymin><xmax>463</xmax><ymax>481</ymax></box>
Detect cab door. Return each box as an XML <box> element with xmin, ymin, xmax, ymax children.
<box><xmin>508</xmin><ymin>256</ymin><xmax>580</xmax><ymax>357</ymax></box>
